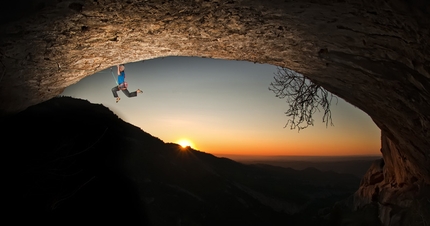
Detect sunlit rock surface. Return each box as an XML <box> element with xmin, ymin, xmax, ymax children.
<box><xmin>353</xmin><ymin>165</ymin><xmax>430</xmax><ymax>225</ymax></box>
<box><xmin>1</xmin><ymin>1</ymin><xmax>429</xmax><ymax>225</ymax></box>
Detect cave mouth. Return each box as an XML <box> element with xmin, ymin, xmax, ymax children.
<box><xmin>1</xmin><ymin>1</ymin><xmax>430</xmax><ymax>225</ymax></box>
<box><xmin>1</xmin><ymin>1</ymin><xmax>429</xmax><ymax>219</ymax></box>
<box><xmin>60</xmin><ymin>56</ymin><xmax>382</xmax><ymax>158</ymax></box>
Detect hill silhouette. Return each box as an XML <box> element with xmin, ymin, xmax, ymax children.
<box><xmin>3</xmin><ymin>96</ymin><xmax>362</xmax><ymax>226</ymax></box>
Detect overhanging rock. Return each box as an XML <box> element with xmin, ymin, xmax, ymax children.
<box><xmin>0</xmin><ymin>0</ymin><xmax>429</xmax><ymax>215</ymax></box>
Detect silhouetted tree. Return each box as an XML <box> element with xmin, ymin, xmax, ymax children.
<box><xmin>269</xmin><ymin>67</ymin><xmax>337</xmax><ymax>131</ymax></box>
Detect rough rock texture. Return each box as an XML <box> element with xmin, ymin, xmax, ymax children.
<box><xmin>0</xmin><ymin>0</ymin><xmax>429</xmax><ymax>224</ymax></box>
<box><xmin>353</xmin><ymin>141</ymin><xmax>430</xmax><ymax>225</ymax></box>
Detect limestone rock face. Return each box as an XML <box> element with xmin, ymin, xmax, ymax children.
<box><xmin>0</xmin><ymin>0</ymin><xmax>429</xmax><ymax>224</ymax></box>
<box><xmin>353</xmin><ymin>133</ymin><xmax>430</xmax><ymax>225</ymax></box>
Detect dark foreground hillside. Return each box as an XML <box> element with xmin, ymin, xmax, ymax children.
<box><xmin>3</xmin><ymin>96</ymin><xmax>362</xmax><ymax>226</ymax></box>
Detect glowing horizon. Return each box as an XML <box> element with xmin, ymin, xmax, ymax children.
<box><xmin>170</xmin><ymin>139</ymin><xmax>380</xmax><ymax>157</ymax></box>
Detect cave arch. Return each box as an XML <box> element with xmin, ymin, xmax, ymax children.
<box><xmin>1</xmin><ymin>0</ymin><xmax>429</xmax><ymax>203</ymax></box>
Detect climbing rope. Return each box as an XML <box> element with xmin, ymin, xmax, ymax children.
<box><xmin>110</xmin><ymin>68</ymin><xmax>118</xmax><ymax>85</ymax></box>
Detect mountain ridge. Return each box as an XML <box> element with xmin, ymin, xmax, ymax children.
<box><xmin>4</xmin><ymin>96</ymin><xmax>364</xmax><ymax>226</ymax></box>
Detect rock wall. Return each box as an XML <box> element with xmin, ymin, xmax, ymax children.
<box><xmin>353</xmin><ymin>131</ymin><xmax>430</xmax><ymax>225</ymax></box>
<box><xmin>1</xmin><ymin>0</ymin><xmax>429</xmax><ymax>224</ymax></box>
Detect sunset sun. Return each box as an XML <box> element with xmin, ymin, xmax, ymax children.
<box><xmin>177</xmin><ymin>139</ymin><xmax>194</xmax><ymax>149</ymax></box>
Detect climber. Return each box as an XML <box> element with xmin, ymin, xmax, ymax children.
<box><xmin>111</xmin><ymin>64</ymin><xmax>143</xmax><ymax>103</ymax></box>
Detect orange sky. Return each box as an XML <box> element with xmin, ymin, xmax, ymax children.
<box><xmin>167</xmin><ymin>106</ymin><xmax>381</xmax><ymax>157</ymax></box>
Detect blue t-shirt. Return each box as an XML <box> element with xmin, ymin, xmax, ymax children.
<box><xmin>118</xmin><ymin>71</ymin><xmax>125</xmax><ymax>85</ymax></box>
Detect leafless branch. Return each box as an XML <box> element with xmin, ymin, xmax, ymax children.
<box><xmin>269</xmin><ymin>67</ymin><xmax>337</xmax><ymax>132</ymax></box>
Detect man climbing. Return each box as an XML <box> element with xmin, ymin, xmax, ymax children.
<box><xmin>111</xmin><ymin>64</ymin><xmax>142</xmax><ymax>103</ymax></box>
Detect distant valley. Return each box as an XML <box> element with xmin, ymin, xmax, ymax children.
<box><xmin>218</xmin><ymin>155</ymin><xmax>381</xmax><ymax>178</ymax></box>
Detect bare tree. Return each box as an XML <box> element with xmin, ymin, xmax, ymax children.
<box><xmin>269</xmin><ymin>67</ymin><xmax>337</xmax><ymax>131</ymax></box>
